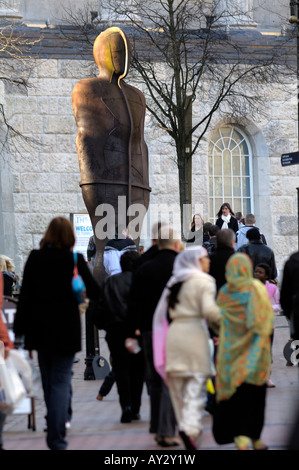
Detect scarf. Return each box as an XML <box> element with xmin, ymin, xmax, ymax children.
<box><xmin>215</xmin><ymin>253</ymin><xmax>274</xmax><ymax>402</ymax></box>
<box><xmin>152</xmin><ymin>246</ymin><xmax>208</xmax><ymax>382</ymax></box>
<box><xmin>221</xmin><ymin>213</ymin><xmax>231</xmax><ymax>229</ymax></box>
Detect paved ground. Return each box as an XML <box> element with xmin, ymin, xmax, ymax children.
<box><xmin>2</xmin><ymin>311</ymin><xmax>299</xmax><ymax>454</ymax></box>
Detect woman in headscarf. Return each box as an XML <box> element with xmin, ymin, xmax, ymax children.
<box><xmin>153</xmin><ymin>246</ymin><xmax>221</xmax><ymax>450</ymax></box>
<box><xmin>213</xmin><ymin>253</ymin><xmax>274</xmax><ymax>450</ymax></box>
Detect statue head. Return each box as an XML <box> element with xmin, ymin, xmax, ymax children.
<box><xmin>93</xmin><ymin>27</ymin><xmax>131</xmax><ymax>85</ymax></box>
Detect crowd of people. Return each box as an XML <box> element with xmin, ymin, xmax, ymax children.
<box><xmin>0</xmin><ymin>203</ymin><xmax>297</xmax><ymax>451</ymax></box>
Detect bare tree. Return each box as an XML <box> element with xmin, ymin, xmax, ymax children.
<box><xmin>106</xmin><ymin>0</ymin><xmax>295</xmax><ymax>227</ymax></box>
<box><xmin>0</xmin><ymin>3</ymin><xmax>41</xmax><ymax>155</ymax></box>
<box><xmin>61</xmin><ymin>0</ymin><xmax>296</xmax><ymax>231</ymax></box>
<box><xmin>57</xmin><ymin>1</ymin><xmax>100</xmax><ymax>51</ymax></box>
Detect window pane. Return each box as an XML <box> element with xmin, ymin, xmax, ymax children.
<box><xmin>242</xmin><ymin>177</ymin><xmax>251</xmax><ymax>196</ymax></box>
<box><xmin>214</xmin><ymin>155</ymin><xmax>222</xmax><ymax>174</ymax></box>
<box><xmin>233</xmin><ymin>177</ymin><xmax>241</xmax><ymax>196</ymax></box>
<box><xmin>223</xmin><ymin>150</ymin><xmax>231</xmax><ymax>174</ymax></box>
<box><xmin>233</xmin><ymin>199</ymin><xmax>242</xmax><ymax>213</ymax></box>
<box><xmin>244</xmin><ymin>198</ymin><xmax>251</xmax><ymax>214</ymax></box>
<box><xmin>241</xmin><ymin>156</ymin><xmax>250</xmax><ymax>175</ymax></box>
<box><xmin>224</xmin><ymin>177</ymin><xmax>231</xmax><ymax>195</ymax></box>
<box><xmin>241</xmin><ymin>140</ymin><xmax>249</xmax><ymax>156</ymax></box>
<box><xmin>214</xmin><ymin>177</ymin><xmax>223</xmax><ymax>196</ymax></box>
<box><xmin>232</xmin><ymin>155</ymin><xmax>240</xmax><ymax>174</ymax></box>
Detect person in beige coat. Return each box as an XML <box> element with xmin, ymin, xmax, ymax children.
<box><xmin>153</xmin><ymin>246</ymin><xmax>221</xmax><ymax>450</ymax></box>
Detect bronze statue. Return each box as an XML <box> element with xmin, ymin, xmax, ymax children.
<box><xmin>72</xmin><ymin>27</ymin><xmax>151</xmax><ymax>283</ymax></box>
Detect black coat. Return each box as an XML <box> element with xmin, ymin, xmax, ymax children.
<box><xmin>14</xmin><ymin>248</ymin><xmax>101</xmax><ymax>355</ymax></box>
<box><xmin>216</xmin><ymin>216</ymin><xmax>239</xmax><ymax>233</ymax></box>
<box><xmin>92</xmin><ymin>271</ymin><xmax>133</xmax><ymax>331</ymax></box>
<box><xmin>238</xmin><ymin>240</ymin><xmax>277</xmax><ymax>280</ymax></box>
<box><xmin>280</xmin><ymin>251</ymin><xmax>299</xmax><ymax>319</ymax></box>
<box><xmin>209</xmin><ymin>246</ymin><xmax>235</xmax><ymax>292</ymax></box>
<box><xmin>126</xmin><ymin>249</ymin><xmax>177</xmax><ymax>335</ymax></box>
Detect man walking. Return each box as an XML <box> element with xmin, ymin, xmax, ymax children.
<box><xmin>126</xmin><ymin>226</ymin><xmax>182</xmax><ymax>447</ymax></box>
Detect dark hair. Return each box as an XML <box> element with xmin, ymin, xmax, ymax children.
<box><xmin>208</xmin><ymin>224</ymin><xmax>220</xmax><ymax>237</ymax></box>
<box><xmin>120</xmin><ymin>251</ymin><xmax>140</xmax><ymax>272</ymax></box>
<box><xmin>40</xmin><ymin>217</ymin><xmax>75</xmax><ymax>250</ymax></box>
<box><xmin>217</xmin><ymin>202</ymin><xmax>235</xmax><ymax>218</ymax></box>
<box><xmin>246</xmin><ymin>227</ymin><xmax>261</xmax><ymax>241</ymax></box>
<box><xmin>255</xmin><ymin>263</ymin><xmax>271</xmax><ymax>278</ymax></box>
<box><xmin>168</xmin><ymin>282</ymin><xmax>183</xmax><ymax>309</ymax></box>
<box><xmin>203</xmin><ymin>222</ymin><xmax>213</xmax><ymax>234</ymax></box>
<box><xmin>216</xmin><ymin>228</ymin><xmax>235</xmax><ymax>248</ymax></box>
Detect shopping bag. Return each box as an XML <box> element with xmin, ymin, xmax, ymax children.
<box><xmin>9</xmin><ymin>349</ymin><xmax>41</xmax><ymax>398</ymax></box>
<box><xmin>0</xmin><ymin>341</ymin><xmax>27</xmax><ymax>414</ymax></box>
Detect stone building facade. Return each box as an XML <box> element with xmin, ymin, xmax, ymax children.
<box><xmin>0</xmin><ymin>0</ymin><xmax>298</xmax><ymax>278</ymax></box>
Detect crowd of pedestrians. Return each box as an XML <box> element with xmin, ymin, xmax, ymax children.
<box><xmin>0</xmin><ymin>204</ymin><xmax>297</xmax><ymax>451</ymax></box>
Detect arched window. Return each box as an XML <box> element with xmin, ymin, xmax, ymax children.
<box><xmin>208</xmin><ymin>126</ymin><xmax>253</xmax><ymax>222</ymax></box>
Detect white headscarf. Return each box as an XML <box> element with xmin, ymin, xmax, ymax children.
<box><xmin>152</xmin><ymin>246</ymin><xmax>208</xmax><ymax>382</ymax></box>
<box><xmin>167</xmin><ymin>245</ymin><xmax>208</xmax><ymax>288</ymax></box>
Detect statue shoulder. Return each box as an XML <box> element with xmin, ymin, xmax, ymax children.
<box><xmin>72</xmin><ymin>77</ymin><xmax>102</xmax><ymax>98</ymax></box>
<box><xmin>122</xmin><ymin>82</ymin><xmax>146</xmax><ymax>104</ymax></box>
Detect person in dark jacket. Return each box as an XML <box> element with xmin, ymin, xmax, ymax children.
<box><xmin>125</xmin><ymin>226</ymin><xmax>182</xmax><ymax>447</ymax></box>
<box><xmin>209</xmin><ymin>229</ymin><xmax>236</xmax><ymax>292</ymax></box>
<box><xmin>215</xmin><ymin>202</ymin><xmax>238</xmax><ymax>235</ymax></box>
<box><xmin>93</xmin><ymin>250</ymin><xmax>143</xmax><ymax>424</ymax></box>
<box><xmin>13</xmin><ymin>217</ymin><xmax>101</xmax><ymax>451</ymax></box>
<box><xmin>237</xmin><ymin>228</ymin><xmax>277</xmax><ymax>281</ymax></box>
<box><xmin>87</xmin><ymin>235</ymin><xmax>96</xmax><ymax>269</ymax></box>
<box><xmin>208</xmin><ymin>227</ymin><xmax>235</xmax><ymax>413</ymax></box>
<box><xmin>235</xmin><ymin>213</ymin><xmax>267</xmax><ymax>250</ymax></box>
<box><xmin>203</xmin><ymin>224</ymin><xmax>220</xmax><ymax>255</ymax></box>
<box><xmin>280</xmin><ymin>251</ymin><xmax>299</xmax><ymax>340</ymax></box>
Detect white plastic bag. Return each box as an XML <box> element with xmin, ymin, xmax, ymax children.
<box><xmin>9</xmin><ymin>349</ymin><xmax>41</xmax><ymax>398</ymax></box>
<box><xmin>0</xmin><ymin>341</ymin><xmax>27</xmax><ymax>414</ymax></box>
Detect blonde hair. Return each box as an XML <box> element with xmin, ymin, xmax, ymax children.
<box><xmin>0</xmin><ymin>255</ymin><xmax>15</xmax><ymax>272</ymax></box>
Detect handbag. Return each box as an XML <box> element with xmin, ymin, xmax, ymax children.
<box><xmin>0</xmin><ymin>341</ymin><xmax>27</xmax><ymax>415</ymax></box>
<box><xmin>72</xmin><ymin>252</ymin><xmax>86</xmax><ymax>304</ymax></box>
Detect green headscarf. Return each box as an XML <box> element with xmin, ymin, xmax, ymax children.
<box><xmin>215</xmin><ymin>253</ymin><xmax>274</xmax><ymax>402</ymax></box>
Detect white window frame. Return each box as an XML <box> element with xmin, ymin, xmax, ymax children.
<box><xmin>208</xmin><ymin>126</ymin><xmax>254</xmax><ymax>223</ymax></box>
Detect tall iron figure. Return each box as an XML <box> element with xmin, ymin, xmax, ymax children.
<box><xmin>72</xmin><ymin>27</ymin><xmax>151</xmax><ymax>284</ymax></box>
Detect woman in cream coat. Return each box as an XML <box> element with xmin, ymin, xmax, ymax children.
<box><xmin>153</xmin><ymin>246</ymin><xmax>221</xmax><ymax>450</ymax></box>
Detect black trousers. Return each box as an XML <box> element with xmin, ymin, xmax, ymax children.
<box><xmin>106</xmin><ymin>328</ymin><xmax>144</xmax><ymax>414</ymax></box>
<box><xmin>142</xmin><ymin>330</ymin><xmax>177</xmax><ymax>436</ymax></box>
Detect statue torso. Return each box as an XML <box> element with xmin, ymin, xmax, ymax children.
<box><xmin>72</xmin><ymin>77</ymin><xmax>149</xmax><ymax>190</ymax></box>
